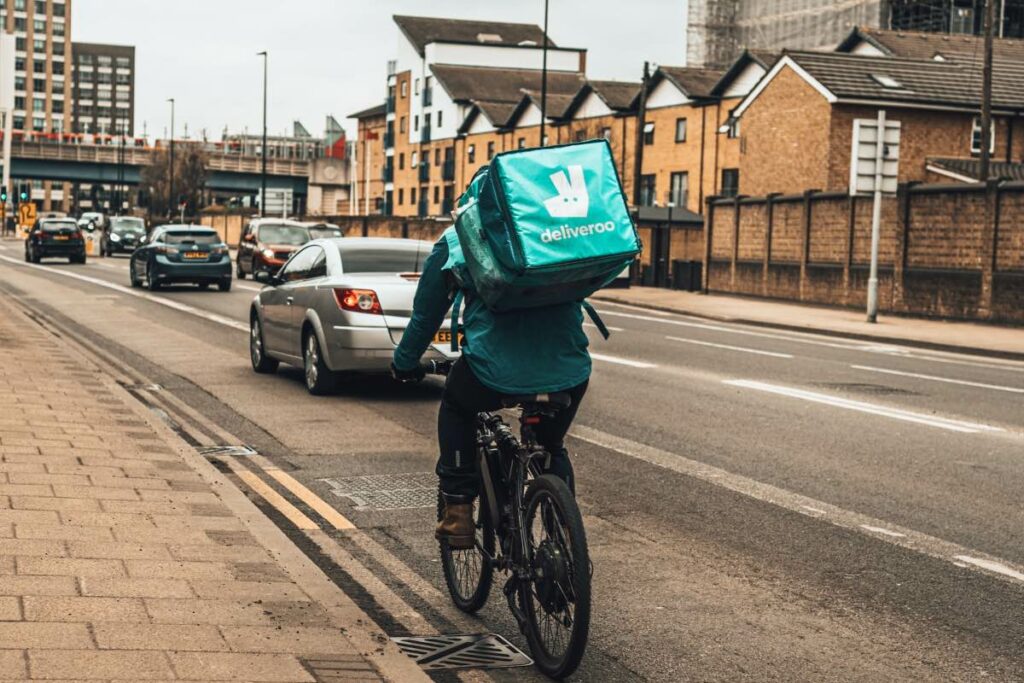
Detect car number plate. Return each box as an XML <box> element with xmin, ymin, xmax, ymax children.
<box><xmin>53</xmin><ymin>235</ymin><xmax>69</xmax><ymax>240</ymax></box>
<box><xmin>184</xmin><ymin>251</ymin><xmax>206</xmax><ymax>259</ymax></box>
<box><xmin>433</xmin><ymin>331</ymin><xmax>464</xmax><ymax>344</ymax></box>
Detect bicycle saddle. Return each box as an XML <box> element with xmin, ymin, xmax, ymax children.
<box><xmin>502</xmin><ymin>392</ymin><xmax>573</xmax><ymax>410</ymax></box>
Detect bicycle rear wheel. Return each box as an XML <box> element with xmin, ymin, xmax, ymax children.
<box><xmin>518</xmin><ymin>474</ymin><xmax>591</xmax><ymax>679</ymax></box>
<box><xmin>438</xmin><ymin>489</ymin><xmax>495</xmax><ymax>613</ymax></box>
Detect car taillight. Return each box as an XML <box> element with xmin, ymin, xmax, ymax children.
<box><xmin>333</xmin><ymin>288</ymin><xmax>383</xmax><ymax>314</ymax></box>
<box><xmin>71</xmin><ymin>231</ymin><xmax>82</xmax><ymax>240</ymax></box>
<box><xmin>155</xmin><ymin>245</ymin><xmax>179</xmax><ymax>255</ymax></box>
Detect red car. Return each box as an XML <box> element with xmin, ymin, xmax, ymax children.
<box><xmin>236</xmin><ymin>218</ymin><xmax>312</xmax><ymax>281</ymax></box>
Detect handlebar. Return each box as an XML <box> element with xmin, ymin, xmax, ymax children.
<box><xmin>423</xmin><ymin>359</ymin><xmax>454</xmax><ymax>376</ymax></box>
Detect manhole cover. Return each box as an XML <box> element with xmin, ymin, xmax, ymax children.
<box><xmin>392</xmin><ymin>633</ymin><xmax>533</xmax><ymax>671</ymax></box>
<box><xmin>812</xmin><ymin>382</ymin><xmax>914</xmax><ymax>396</ymax></box>
<box><xmin>320</xmin><ymin>472</ymin><xmax>436</xmax><ymax>511</ymax></box>
<box><xmin>197</xmin><ymin>445</ymin><xmax>259</xmax><ymax>458</ymax></box>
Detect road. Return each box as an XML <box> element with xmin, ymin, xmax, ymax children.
<box><xmin>1</xmin><ymin>242</ymin><xmax>1022</xmax><ymax>682</ymax></box>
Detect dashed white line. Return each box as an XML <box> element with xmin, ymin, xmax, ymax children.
<box><xmin>583</xmin><ymin>322</ymin><xmax>624</xmax><ymax>333</ymax></box>
<box><xmin>666</xmin><ymin>336</ymin><xmax>794</xmax><ymax>359</ymax></box>
<box><xmin>723</xmin><ymin>379</ymin><xmax>1004</xmax><ymax>434</ymax></box>
<box><xmin>954</xmin><ymin>556</ymin><xmax>1024</xmax><ymax>582</ymax></box>
<box><xmin>860</xmin><ymin>525</ymin><xmax>907</xmax><ymax>538</ymax></box>
<box><xmin>590</xmin><ymin>352</ymin><xmax>656</xmax><ymax>369</ymax></box>
<box><xmin>852</xmin><ymin>364</ymin><xmax>1024</xmax><ymax>394</ymax></box>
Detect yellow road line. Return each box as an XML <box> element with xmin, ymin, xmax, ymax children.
<box><xmin>220</xmin><ymin>456</ymin><xmax>318</xmax><ymax>530</ymax></box>
<box><xmin>250</xmin><ymin>454</ymin><xmax>356</xmax><ymax>531</ymax></box>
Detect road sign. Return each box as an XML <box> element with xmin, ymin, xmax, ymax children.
<box><xmin>850</xmin><ymin>114</ymin><xmax>901</xmax><ymax>196</ymax></box>
<box><xmin>18</xmin><ymin>202</ymin><xmax>35</xmax><ymax>225</ymax></box>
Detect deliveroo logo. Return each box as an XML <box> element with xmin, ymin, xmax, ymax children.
<box><xmin>543</xmin><ymin>165</ymin><xmax>589</xmax><ymax>218</ymax></box>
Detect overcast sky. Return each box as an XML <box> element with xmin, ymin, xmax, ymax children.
<box><xmin>73</xmin><ymin>0</ymin><xmax>687</xmax><ymax>142</ymax></box>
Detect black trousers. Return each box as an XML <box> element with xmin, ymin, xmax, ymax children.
<box><xmin>437</xmin><ymin>358</ymin><xmax>588</xmax><ymax>502</ymax></box>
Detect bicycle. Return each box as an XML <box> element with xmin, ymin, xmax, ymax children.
<box><xmin>424</xmin><ymin>360</ymin><xmax>591</xmax><ymax>679</ymax></box>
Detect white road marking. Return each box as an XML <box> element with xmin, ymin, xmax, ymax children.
<box><xmin>666</xmin><ymin>336</ymin><xmax>794</xmax><ymax>359</ymax></box>
<box><xmin>723</xmin><ymin>379</ymin><xmax>1004</xmax><ymax>434</ymax></box>
<box><xmin>852</xmin><ymin>364</ymin><xmax>1024</xmax><ymax>394</ymax></box>
<box><xmin>590</xmin><ymin>352</ymin><xmax>656</xmax><ymax>368</ymax></box>
<box><xmin>954</xmin><ymin>556</ymin><xmax>1024</xmax><ymax>582</ymax></box>
<box><xmin>235</xmin><ymin>283</ymin><xmax>263</xmax><ymax>292</ymax></box>
<box><xmin>860</xmin><ymin>525</ymin><xmax>907</xmax><ymax>538</ymax></box>
<box><xmin>583</xmin><ymin>322</ymin><xmax>625</xmax><ymax>332</ymax></box>
<box><xmin>0</xmin><ymin>253</ymin><xmax>249</xmax><ymax>332</ymax></box>
<box><xmin>572</xmin><ymin>424</ymin><xmax>1024</xmax><ymax>585</ymax></box>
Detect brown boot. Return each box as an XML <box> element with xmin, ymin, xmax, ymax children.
<box><xmin>436</xmin><ymin>503</ymin><xmax>475</xmax><ymax>549</ymax></box>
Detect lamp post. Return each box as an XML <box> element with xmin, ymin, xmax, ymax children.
<box><xmin>167</xmin><ymin>98</ymin><xmax>175</xmax><ymax>219</ymax></box>
<box><xmin>258</xmin><ymin>51</ymin><xmax>268</xmax><ymax>216</ymax></box>
<box><xmin>539</xmin><ymin>0</ymin><xmax>549</xmax><ymax>148</ymax></box>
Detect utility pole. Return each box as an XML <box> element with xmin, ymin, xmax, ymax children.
<box><xmin>539</xmin><ymin>0</ymin><xmax>549</xmax><ymax>148</ymax></box>
<box><xmin>979</xmin><ymin>0</ymin><xmax>995</xmax><ymax>182</ymax></box>
<box><xmin>167</xmin><ymin>98</ymin><xmax>175</xmax><ymax>219</ymax></box>
<box><xmin>258</xmin><ymin>51</ymin><xmax>268</xmax><ymax>217</ymax></box>
<box><xmin>632</xmin><ymin>61</ymin><xmax>650</xmax><ymax>208</ymax></box>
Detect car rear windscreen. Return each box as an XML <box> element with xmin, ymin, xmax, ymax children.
<box><xmin>308</xmin><ymin>227</ymin><xmax>343</xmax><ymax>239</ymax></box>
<box><xmin>336</xmin><ymin>243</ymin><xmax>427</xmax><ymax>273</ymax></box>
<box><xmin>111</xmin><ymin>219</ymin><xmax>145</xmax><ymax>233</ymax></box>
<box><xmin>164</xmin><ymin>232</ymin><xmax>219</xmax><ymax>245</ymax></box>
<box><xmin>42</xmin><ymin>222</ymin><xmax>77</xmax><ymax>232</ymax></box>
<box><xmin>258</xmin><ymin>224</ymin><xmax>309</xmax><ymax>245</ymax></box>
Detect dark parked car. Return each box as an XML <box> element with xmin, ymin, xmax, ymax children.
<box><xmin>129</xmin><ymin>225</ymin><xmax>232</xmax><ymax>291</ymax></box>
<box><xmin>24</xmin><ymin>218</ymin><xmax>86</xmax><ymax>264</ymax></box>
<box><xmin>236</xmin><ymin>218</ymin><xmax>312</xmax><ymax>281</ymax></box>
<box><xmin>101</xmin><ymin>216</ymin><xmax>147</xmax><ymax>256</ymax></box>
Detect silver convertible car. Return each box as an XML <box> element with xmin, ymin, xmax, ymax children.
<box><xmin>248</xmin><ymin>237</ymin><xmax>457</xmax><ymax>394</ymax></box>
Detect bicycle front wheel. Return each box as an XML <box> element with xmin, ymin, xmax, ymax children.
<box><xmin>518</xmin><ymin>474</ymin><xmax>591</xmax><ymax>679</ymax></box>
<box><xmin>437</xmin><ymin>489</ymin><xmax>495</xmax><ymax>613</ymax></box>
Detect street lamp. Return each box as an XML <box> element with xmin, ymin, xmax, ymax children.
<box><xmin>167</xmin><ymin>98</ymin><xmax>175</xmax><ymax>220</ymax></box>
<box><xmin>257</xmin><ymin>51</ymin><xmax>268</xmax><ymax>217</ymax></box>
<box><xmin>539</xmin><ymin>0</ymin><xmax>549</xmax><ymax>148</ymax></box>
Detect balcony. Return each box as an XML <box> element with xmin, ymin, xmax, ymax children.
<box><xmin>383</xmin><ymin>131</ymin><xmax>394</xmax><ymax>148</ymax></box>
<box><xmin>382</xmin><ymin>163</ymin><xmax>393</xmax><ymax>183</ymax></box>
<box><xmin>420</xmin><ymin>125</ymin><xmax>431</xmax><ymax>144</ymax></box>
<box><xmin>385</xmin><ymin>95</ymin><xmax>395</xmax><ymax>114</ymax></box>
<box><xmin>418</xmin><ymin>163</ymin><xmax>429</xmax><ymax>182</ymax></box>
<box><xmin>417</xmin><ymin>200</ymin><xmax>429</xmax><ymax>218</ymax></box>
<box><xmin>422</xmin><ymin>87</ymin><xmax>432</xmax><ymax>107</ymax></box>
<box><xmin>442</xmin><ymin>159</ymin><xmax>455</xmax><ymax>182</ymax></box>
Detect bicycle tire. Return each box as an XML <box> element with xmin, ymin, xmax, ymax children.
<box><xmin>437</xmin><ymin>488</ymin><xmax>495</xmax><ymax>613</ymax></box>
<box><xmin>518</xmin><ymin>474</ymin><xmax>591</xmax><ymax>679</ymax></box>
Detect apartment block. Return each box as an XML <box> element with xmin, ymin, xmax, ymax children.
<box><xmin>71</xmin><ymin>41</ymin><xmax>134</xmax><ymax>135</ymax></box>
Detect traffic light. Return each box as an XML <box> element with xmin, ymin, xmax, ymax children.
<box><xmin>0</xmin><ymin>188</ymin><xmax>7</xmax><ymax>203</ymax></box>
<box><xmin>18</xmin><ymin>183</ymin><xmax>28</xmax><ymax>202</ymax></box>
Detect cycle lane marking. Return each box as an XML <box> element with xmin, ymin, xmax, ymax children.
<box><xmin>851</xmin><ymin>364</ymin><xmax>1024</xmax><ymax>394</ymax></box>
<box><xmin>590</xmin><ymin>353</ymin><xmax>656</xmax><ymax>368</ymax></box>
<box><xmin>666</xmin><ymin>336</ymin><xmax>794</xmax><ymax>359</ymax></box>
<box><xmin>570</xmin><ymin>423</ymin><xmax>1024</xmax><ymax>586</ymax></box>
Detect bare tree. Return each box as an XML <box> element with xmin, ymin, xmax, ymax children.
<box><xmin>141</xmin><ymin>145</ymin><xmax>209</xmax><ymax>219</ymax></box>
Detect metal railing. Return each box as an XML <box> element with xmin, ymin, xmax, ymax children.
<box><xmin>383</xmin><ymin>131</ymin><xmax>394</xmax><ymax>148</ymax></box>
<box><xmin>382</xmin><ymin>162</ymin><xmax>394</xmax><ymax>183</ymax></box>
<box><xmin>385</xmin><ymin>95</ymin><xmax>395</xmax><ymax>114</ymax></box>
<box><xmin>418</xmin><ymin>163</ymin><xmax>429</xmax><ymax>182</ymax></box>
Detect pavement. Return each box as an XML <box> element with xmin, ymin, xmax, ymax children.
<box><xmin>592</xmin><ymin>286</ymin><xmax>1024</xmax><ymax>358</ymax></box>
<box><xmin>1</xmin><ymin>242</ymin><xmax>1024</xmax><ymax>681</ymax></box>
<box><xmin>0</xmin><ymin>293</ymin><xmax>427</xmax><ymax>681</ymax></box>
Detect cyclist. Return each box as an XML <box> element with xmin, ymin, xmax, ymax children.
<box><xmin>391</xmin><ymin>227</ymin><xmax>590</xmax><ymax>549</ymax></box>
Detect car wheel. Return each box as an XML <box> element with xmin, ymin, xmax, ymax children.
<box><xmin>145</xmin><ymin>266</ymin><xmax>160</xmax><ymax>291</ymax></box>
<box><xmin>303</xmin><ymin>330</ymin><xmax>336</xmax><ymax>395</ymax></box>
<box><xmin>31</xmin><ymin>250</ymin><xmax>41</xmax><ymax>264</ymax></box>
<box><xmin>24</xmin><ymin>248</ymin><xmax>30</xmax><ymax>263</ymax></box>
<box><xmin>218</xmin><ymin>279</ymin><xmax>232</xmax><ymax>292</ymax></box>
<box><xmin>129</xmin><ymin>262</ymin><xmax>141</xmax><ymax>288</ymax></box>
<box><xmin>250</xmin><ymin>314</ymin><xmax>279</xmax><ymax>374</ymax></box>
<box><xmin>236</xmin><ymin>259</ymin><xmax>246</xmax><ymax>279</ymax></box>
<box><xmin>252</xmin><ymin>258</ymin><xmax>264</xmax><ymax>282</ymax></box>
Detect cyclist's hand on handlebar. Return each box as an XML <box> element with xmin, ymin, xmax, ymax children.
<box><xmin>390</xmin><ymin>362</ymin><xmax>425</xmax><ymax>383</ymax></box>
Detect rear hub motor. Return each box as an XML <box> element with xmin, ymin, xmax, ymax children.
<box><xmin>533</xmin><ymin>539</ymin><xmax>570</xmax><ymax>613</ymax></box>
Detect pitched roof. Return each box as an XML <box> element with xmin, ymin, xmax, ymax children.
<box><xmin>393</xmin><ymin>15</ymin><xmax>553</xmax><ymax>56</ymax></box>
<box><xmin>709</xmin><ymin>49</ymin><xmax>777</xmax><ymax>97</ymax></box>
<box><xmin>587</xmin><ymin>80</ymin><xmax>642</xmax><ymax>111</ymax></box>
<box><xmin>520</xmin><ymin>90</ymin><xmax>578</xmax><ymax>119</ymax></box>
<box><xmin>657</xmin><ymin>66</ymin><xmax>724</xmax><ymax>99</ymax></box>
<box><xmin>927</xmin><ymin>157</ymin><xmax>1024</xmax><ymax>182</ymax></box>
<box><xmin>838</xmin><ymin>27</ymin><xmax>1024</xmax><ymax>62</ymax></box>
<box><xmin>473</xmin><ymin>100</ymin><xmax>519</xmax><ymax>127</ymax></box>
<box><xmin>783</xmin><ymin>50</ymin><xmax>1024</xmax><ymax>110</ymax></box>
<box><xmin>348</xmin><ymin>103</ymin><xmax>386</xmax><ymax>119</ymax></box>
<box><xmin>430</xmin><ymin>64</ymin><xmax>586</xmax><ymax>105</ymax></box>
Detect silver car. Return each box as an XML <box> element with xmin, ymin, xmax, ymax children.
<box><xmin>248</xmin><ymin>237</ymin><xmax>457</xmax><ymax>394</ymax></box>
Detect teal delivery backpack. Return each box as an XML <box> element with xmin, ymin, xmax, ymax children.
<box><xmin>451</xmin><ymin>139</ymin><xmax>640</xmax><ymax>314</ymax></box>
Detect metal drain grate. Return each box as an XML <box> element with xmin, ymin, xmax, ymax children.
<box><xmin>392</xmin><ymin>633</ymin><xmax>533</xmax><ymax>671</ymax></box>
<box><xmin>196</xmin><ymin>445</ymin><xmax>259</xmax><ymax>458</ymax></box>
<box><xmin>319</xmin><ymin>472</ymin><xmax>436</xmax><ymax>511</ymax></box>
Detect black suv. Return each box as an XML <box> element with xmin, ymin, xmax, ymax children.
<box><xmin>25</xmin><ymin>218</ymin><xmax>86</xmax><ymax>264</ymax></box>
<box><xmin>101</xmin><ymin>216</ymin><xmax>147</xmax><ymax>256</ymax></box>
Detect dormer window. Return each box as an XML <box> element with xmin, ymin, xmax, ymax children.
<box><xmin>871</xmin><ymin>74</ymin><xmax>903</xmax><ymax>89</ymax></box>
<box><xmin>477</xmin><ymin>32</ymin><xmax>502</xmax><ymax>43</ymax></box>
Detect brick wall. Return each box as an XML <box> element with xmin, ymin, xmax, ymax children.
<box><xmin>705</xmin><ymin>181</ymin><xmax>1024</xmax><ymax>322</ymax></box>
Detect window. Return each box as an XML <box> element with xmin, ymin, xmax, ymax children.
<box><xmin>32</xmin><ymin>19</ymin><xmax>44</xmax><ymax>31</ymax></box>
<box><xmin>414</xmin><ymin>78</ymin><xmax>419</xmax><ymax>95</ymax></box>
<box><xmin>77</xmin><ymin>53</ymin><xmax>92</xmax><ymax>66</ymax></box>
<box><xmin>279</xmin><ymin>246</ymin><xmax>321</xmax><ymax>282</ymax></box>
<box><xmin>52</xmin><ymin>21</ymin><xmax>64</xmax><ymax>36</ymax></box>
<box><xmin>643</xmin><ymin>121</ymin><xmax>654</xmax><ymax>145</ymax></box>
<box><xmin>517</xmin><ymin>137</ymin><xmax>525</xmax><ymax>149</ymax></box>
<box><xmin>32</xmin><ymin>97</ymin><xmax>44</xmax><ymax>112</ymax></box>
<box><xmin>51</xmin><ymin>100</ymin><xmax>62</xmax><ymax>113</ymax></box>
<box><xmin>411</xmin><ymin>151</ymin><xmax>418</xmax><ymax>167</ymax></box>
<box><xmin>399</xmin><ymin>116</ymin><xmax>406</xmax><ymax>133</ymax></box>
<box><xmin>32</xmin><ymin>117</ymin><xmax>44</xmax><ymax>132</ymax></box>
<box><xmin>601</xmin><ymin>127</ymin><xmax>611</xmax><ymax>140</ymax></box>
<box><xmin>13</xmin><ymin>117</ymin><xmax>24</xmax><ymax>130</ymax></box>
<box><xmin>33</xmin><ymin>78</ymin><xmax>44</xmax><ymax>91</ymax></box>
<box><xmin>15</xmin><ymin>37</ymin><xmax>25</xmax><ymax>51</ymax></box>
<box><xmin>14</xmin><ymin>77</ymin><xmax>23</xmax><ymax>91</ymax></box>
<box><xmin>639</xmin><ymin>175</ymin><xmax>656</xmax><ymax>206</ymax></box>
<box><xmin>413</xmin><ymin>115</ymin><xmax>418</xmax><ymax>132</ymax></box>
<box><xmin>971</xmin><ymin>117</ymin><xmax>995</xmax><ymax>154</ymax></box>
<box><xmin>308</xmin><ymin>249</ymin><xmax>328</xmax><ymax>279</ymax></box>
<box><xmin>434</xmin><ymin>186</ymin><xmax>440</xmax><ymax>203</ymax></box>
<box><xmin>398</xmin><ymin>188</ymin><xmax>404</xmax><ymax>205</ymax></box>
<box><xmin>411</xmin><ymin>188</ymin><xmax>417</xmax><ymax>204</ymax></box>
<box><xmin>35</xmin><ymin>36</ymin><xmax>49</xmax><ymax>50</ymax></box>
<box><xmin>52</xmin><ymin>2</ymin><xmax>65</xmax><ymax>16</ymax></box>
<box><xmin>14</xmin><ymin>96</ymin><xmax>24</xmax><ymax>109</ymax></box>
<box><xmin>15</xmin><ymin>0</ymin><xmax>25</xmax><ymax>10</ymax></box>
<box><xmin>15</xmin><ymin>58</ymin><xmax>25</xmax><ymax>72</ymax></box>
<box><xmin>436</xmin><ymin>110</ymin><xmax>442</xmax><ymax>127</ymax></box>
<box><xmin>97</xmin><ymin>55</ymin><xmax>112</xmax><ymax>67</ymax></box>
<box><xmin>721</xmin><ymin>169</ymin><xmax>739</xmax><ymax>197</ymax></box>
<box><xmin>115</xmin><ymin>56</ymin><xmax>130</xmax><ymax>67</ymax></box>
<box><xmin>870</xmin><ymin>74</ymin><xmax>903</xmax><ymax>89</ymax></box>
<box><xmin>487</xmin><ymin>141</ymin><xmax>495</xmax><ymax>160</ymax></box>
<box><xmin>574</xmin><ymin>130</ymin><xmax>586</xmax><ymax>142</ymax></box>
<box><xmin>398</xmin><ymin>153</ymin><xmax>404</xmax><ymax>170</ymax></box>
<box><xmin>467</xmin><ymin>144</ymin><xmax>475</xmax><ymax>163</ymax></box>
<box><xmin>33</xmin><ymin>60</ymin><xmax>44</xmax><ymax>73</ymax></box>
<box><xmin>34</xmin><ymin>0</ymin><xmax>44</xmax><ymax>13</ymax></box>
<box><xmin>14</xmin><ymin>18</ymin><xmax>25</xmax><ymax>31</ymax></box>
<box><xmin>727</xmin><ymin>119</ymin><xmax>740</xmax><ymax>139</ymax></box>
<box><xmin>336</xmin><ymin>241</ymin><xmax>426</xmax><ymax>273</ymax></box>
<box><xmin>675</xmin><ymin>118</ymin><xmax>687</xmax><ymax>142</ymax></box>
<box><xmin>52</xmin><ymin>62</ymin><xmax>62</xmax><ymax>75</ymax></box>
<box><xmin>669</xmin><ymin>172</ymin><xmax>689</xmax><ymax>207</ymax></box>
<box><xmin>422</xmin><ymin>150</ymin><xmax>430</xmax><ymax>166</ymax></box>
<box><xmin>400</xmin><ymin>80</ymin><xmax>407</xmax><ymax>98</ymax></box>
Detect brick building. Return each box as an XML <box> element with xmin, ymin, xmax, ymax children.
<box><xmin>348</xmin><ymin>103</ymin><xmax>386</xmax><ymax>215</ymax></box>
<box><xmin>730</xmin><ymin>29</ymin><xmax>1024</xmax><ymax>195</ymax></box>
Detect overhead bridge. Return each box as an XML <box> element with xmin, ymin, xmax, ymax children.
<box><xmin>8</xmin><ymin>141</ymin><xmax>310</xmax><ymax>195</ymax></box>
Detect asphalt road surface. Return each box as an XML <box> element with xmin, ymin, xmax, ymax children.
<box><xmin>2</xmin><ymin>244</ymin><xmax>1022</xmax><ymax>682</ymax></box>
